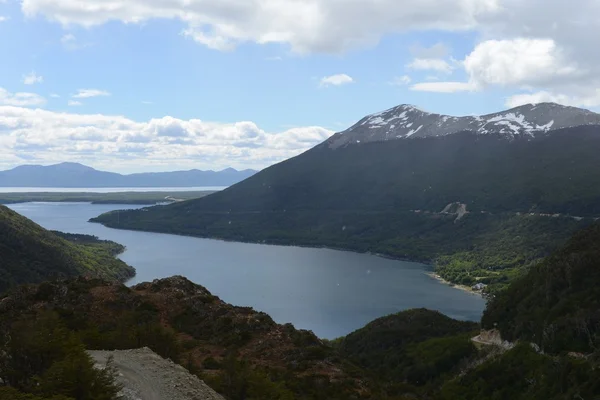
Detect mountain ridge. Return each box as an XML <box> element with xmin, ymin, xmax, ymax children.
<box><xmin>0</xmin><ymin>162</ymin><xmax>257</xmax><ymax>187</ymax></box>
<box><xmin>327</xmin><ymin>102</ymin><xmax>600</xmax><ymax>148</ymax></box>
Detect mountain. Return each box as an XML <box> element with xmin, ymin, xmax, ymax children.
<box><xmin>92</xmin><ymin>103</ymin><xmax>600</xmax><ymax>291</ymax></box>
<box><xmin>0</xmin><ymin>205</ymin><xmax>134</xmax><ymax>292</ymax></box>
<box><xmin>0</xmin><ymin>162</ymin><xmax>257</xmax><ymax>187</ymax></box>
<box><xmin>328</xmin><ymin>102</ymin><xmax>600</xmax><ymax>147</ymax></box>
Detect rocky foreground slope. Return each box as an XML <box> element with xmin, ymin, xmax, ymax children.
<box><xmin>89</xmin><ymin>348</ymin><xmax>224</xmax><ymax>400</ymax></box>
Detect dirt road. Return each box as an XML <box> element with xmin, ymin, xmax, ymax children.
<box><xmin>88</xmin><ymin>348</ymin><xmax>224</xmax><ymax>400</ymax></box>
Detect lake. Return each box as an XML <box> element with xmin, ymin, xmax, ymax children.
<box><xmin>8</xmin><ymin>202</ymin><xmax>486</xmax><ymax>339</ymax></box>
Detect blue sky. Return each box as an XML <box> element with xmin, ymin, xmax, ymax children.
<box><xmin>0</xmin><ymin>0</ymin><xmax>598</xmax><ymax>172</ymax></box>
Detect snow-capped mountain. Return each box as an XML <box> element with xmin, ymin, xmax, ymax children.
<box><xmin>328</xmin><ymin>103</ymin><xmax>600</xmax><ymax>149</ymax></box>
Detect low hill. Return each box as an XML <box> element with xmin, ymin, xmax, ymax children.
<box><xmin>0</xmin><ymin>162</ymin><xmax>256</xmax><ymax>188</ymax></box>
<box><xmin>483</xmin><ymin>222</ymin><xmax>600</xmax><ymax>353</ymax></box>
<box><xmin>338</xmin><ymin>309</ymin><xmax>479</xmax><ymax>385</ymax></box>
<box><xmin>0</xmin><ymin>205</ymin><xmax>134</xmax><ymax>292</ymax></box>
<box><xmin>0</xmin><ymin>276</ymin><xmax>387</xmax><ymax>399</ymax></box>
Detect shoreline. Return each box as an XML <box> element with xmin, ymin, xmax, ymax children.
<box><xmin>425</xmin><ymin>272</ymin><xmax>484</xmax><ymax>297</ymax></box>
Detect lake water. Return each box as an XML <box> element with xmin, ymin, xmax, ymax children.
<box><xmin>0</xmin><ymin>187</ymin><xmax>227</xmax><ymax>193</ymax></box>
<box><xmin>8</xmin><ymin>202</ymin><xmax>486</xmax><ymax>339</ymax></box>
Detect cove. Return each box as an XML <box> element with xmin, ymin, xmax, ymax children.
<box><xmin>8</xmin><ymin>202</ymin><xmax>485</xmax><ymax>339</ymax></box>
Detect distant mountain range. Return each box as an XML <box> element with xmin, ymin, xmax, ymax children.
<box><xmin>93</xmin><ymin>102</ymin><xmax>600</xmax><ymax>291</ymax></box>
<box><xmin>0</xmin><ymin>162</ymin><xmax>257</xmax><ymax>188</ymax></box>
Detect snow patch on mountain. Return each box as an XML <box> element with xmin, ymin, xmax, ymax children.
<box><xmin>328</xmin><ymin>103</ymin><xmax>600</xmax><ymax>149</ymax></box>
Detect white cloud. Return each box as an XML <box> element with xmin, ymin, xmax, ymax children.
<box><xmin>23</xmin><ymin>71</ymin><xmax>43</xmax><ymax>85</ymax></box>
<box><xmin>406</xmin><ymin>58</ymin><xmax>454</xmax><ymax>74</ymax></box>
<box><xmin>0</xmin><ymin>105</ymin><xmax>335</xmax><ymax>171</ymax></box>
<box><xmin>50</xmin><ymin>93</ymin><xmax>60</xmax><ymax>98</ymax></box>
<box><xmin>389</xmin><ymin>76</ymin><xmax>412</xmax><ymax>86</ymax></box>
<box><xmin>16</xmin><ymin>0</ymin><xmax>600</xmax><ymax>109</ymax></box>
<box><xmin>506</xmin><ymin>90</ymin><xmax>600</xmax><ymax>109</ymax></box>
<box><xmin>0</xmin><ymin>88</ymin><xmax>46</xmax><ymax>107</ymax></box>
<box><xmin>141</xmin><ymin>100</ymin><xmax>153</xmax><ymax>105</ymax></box>
<box><xmin>68</xmin><ymin>100</ymin><xmax>82</xmax><ymax>106</ymax></box>
<box><xmin>0</xmin><ymin>16</ymin><xmax>8</xmax><ymax>22</ymax></box>
<box><xmin>410</xmin><ymin>82</ymin><xmax>477</xmax><ymax>93</ymax></box>
<box><xmin>72</xmin><ymin>89</ymin><xmax>110</xmax><ymax>98</ymax></box>
<box><xmin>319</xmin><ymin>74</ymin><xmax>354</xmax><ymax>87</ymax></box>
<box><xmin>464</xmin><ymin>38</ymin><xmax>579</xmax><ymax>87</ymax></box>
<box><xmin>21</xmin><ymin>0</ymin><xmax>500</xmax><ymax>53</ymax></box>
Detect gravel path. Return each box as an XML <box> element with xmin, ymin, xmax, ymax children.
<box><xmin>88</xmin><ymin>348</ymin><xmax>224</xmax><ymax>400</ymax></box>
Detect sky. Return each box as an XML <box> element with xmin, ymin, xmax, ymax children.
<box><xmin>1</xmin><ymin>0</ymin><xmax>599</xmax><ymax>173</ymax></box>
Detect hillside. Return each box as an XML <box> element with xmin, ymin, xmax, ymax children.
<box><xmin>0</xmin><ymin>276</ymin><xmax>389</xmax><ymax>399</ymax></box>
<box><xmin>337</xmin><ymin>309</ymin><xmax>478</xmax><ymax>385</ymax></box>
<box><xmin>92</xmin><ymin>104</ymin><xmax>600</xmax><ymax>290</ymax></box>
<box><xmin>0</xmin><ymin>162</ymin><xmax>256</xmax><ymax>188</ymax></box>
<box><xmin>483</xmin><ymin>222</ymin><xmax>600</xmax><ymax>353</ymax></box>
<box><xmin>0</xmin><ymin>205</ymin><xmax>134</xmax><ymax>292</ymax></box>
<box><xmin>1</xmin><ymin>272</ymin><xmax>599</xmax><ymax>400</ymax></box>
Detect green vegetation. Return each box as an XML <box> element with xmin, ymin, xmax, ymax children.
<box><xmin>0</xmin><ymin>190</ymin><xmax>214</xmax><ymax>205</ymax></box>
<box><xmin>440</xmin><ymin>344</ymin><xmax>600</xmax><ymax>400</ymax></box>
<box><xmin>338</xmin><ymin>309</ymin><xmax>478</xmax><ymax>386</ymax></box>
<box><xmin>5</xmin><ymin>189</ymin><xmax>600</xmax><ymax>398</ymax></box>
<box><xmin>92</xmin><ymin>127</ymin><xmax>600</xmax><ymax>290</ymax></box>
<box><xmin>3</xmin><ymin>219</ymin><xmax>600</xmax><ymax>400</ymax></box>
<box><xmin>483</xmin><ymin>222</ymin><xmax>600</xmax><ymax>353</ymax></box>
<box><xmin>0</xmin><ymin>205</ymin><xmax>135</xmax><ymax>293</ymax></box>
<box><xmin>0</xmin><ymin>311</ymin><xmax>121</xmax><ymax>400</ymax></box>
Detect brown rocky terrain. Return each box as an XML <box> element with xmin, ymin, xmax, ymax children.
<box><xmin>0</xmin><ymin>276</ymin><xmax>379</xmax><ymax>399</ymax></box>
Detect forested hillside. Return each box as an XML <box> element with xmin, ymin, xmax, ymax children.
<box><xmin>0</xmin><ymin>205</ymin><xmax>134</xmax><ymax>293</ymax></box>
<box><xmin>483</xmin><ymin>222</ymin><xmax>600</xmax><ymax>353</ymax></box>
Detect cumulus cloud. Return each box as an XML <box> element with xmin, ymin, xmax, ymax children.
<box><xmin>68</xmin><ymin>100</ymin><xmax>82</xmax><ymax>106</ymax></box>
<box><xmin>20</xmin><ymin>0</ymin><xmax>500</xmax><ymax>53</ymax></box>
<box><xmin>0</xmin><ymin>88</ymin><xmax>46</xmax><ymax>107</ymax></box>
<box><xmin>506</xmin><ymin>90</ymin><xmax>600</xmax><ymax>109</ymax></box>
<box><xmin>406</xmin><ymin>59</ymin><xmax>454</xmax><ymax>74</ymax></box>
<box><xmin>0</xmin><ymin>106</ymin><xmax>334</xmax><ymax>171</ymax></box>
<box><xmin>17</xmin><ymin>0</ymin><xmax>600</xmax><ymax>107</ymax></box>
<box><xmin>0</xmin><ymin>16</ymin><xmax>7</xmax><ymax>22</ymax></box>
<box><xmin>464</xmin><ymin>39</ymin><xmax>579</xmax><ymax>88</ymax></box>
<box><xmin>23</xmin><ymin>71</ymin><xmax>43</xmax><ymax>85</ymax></box>
<box><xmin>319</xmin><ymin>74</ymin><xmax>354</xmax><ymax>87</ymax></box>
<box><xmin>410</xmin><ymin>82</ymin><xmax>477</xmax><ymax>93</ymax></box>
<box><xmin>72</xmin><ymin>89</ymin><xmax>110</xmax><ymax>98</ymax></box>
